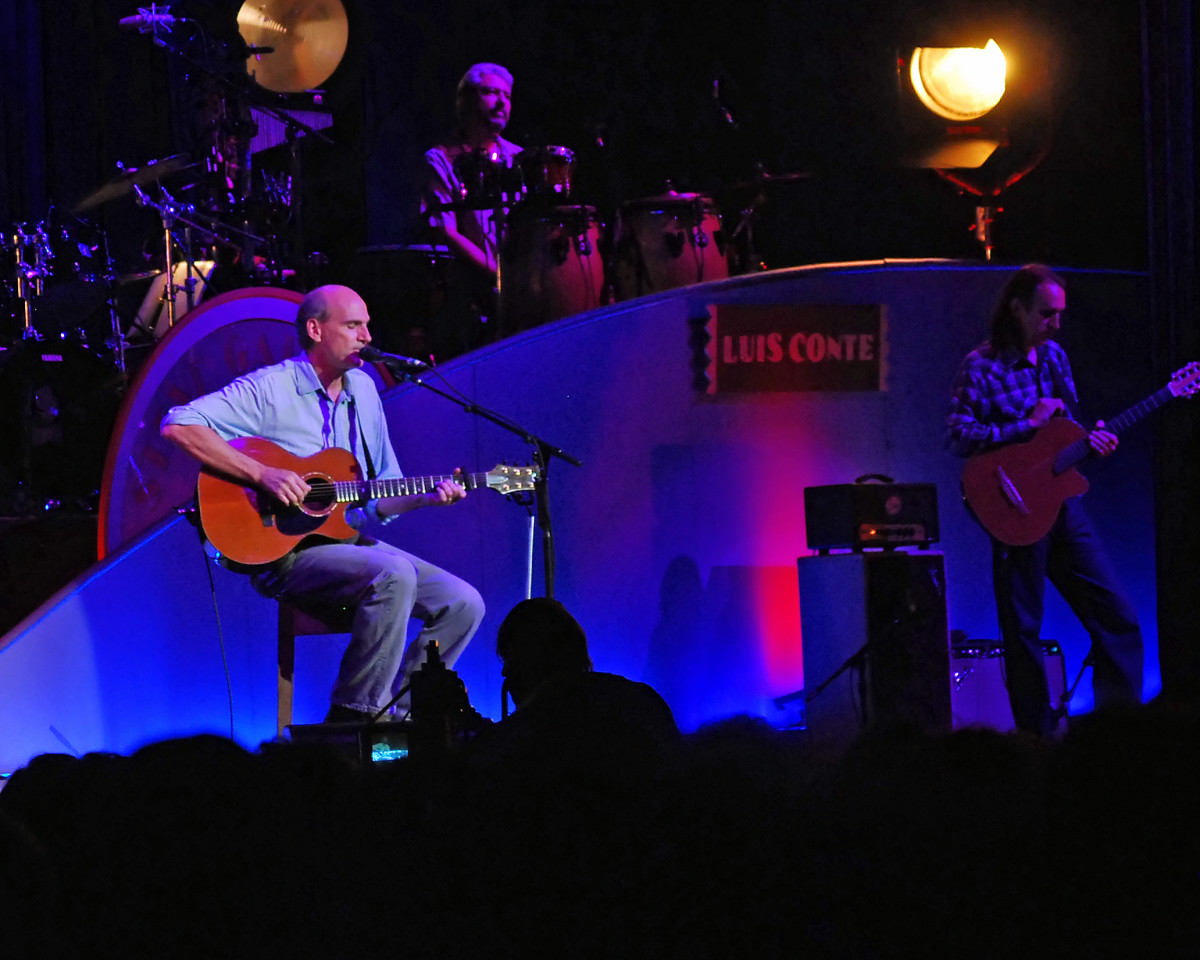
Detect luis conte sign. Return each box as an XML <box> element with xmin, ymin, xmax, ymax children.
<box><xmin>699</xmin><ymin>303</ymin><xmax>886</xmax><ymax>394</ymax></box>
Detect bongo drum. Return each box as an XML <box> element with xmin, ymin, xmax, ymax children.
<box><xmin>517</xmin><ymin>146</ymin><xmax>576</xmax><ymax>201</ymax></box>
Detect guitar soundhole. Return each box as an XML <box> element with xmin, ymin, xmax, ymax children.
<box><xmin>302</xmin><ymin>474</ymin><xmax>336</xmax><ymax>514</ymax></box>
<box><xmin>264</xmin><ymin>474</ymin><xmax>336</xmax><ymax>540</ymax></box>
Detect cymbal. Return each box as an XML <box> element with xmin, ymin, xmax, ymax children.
<box><xmin>72</xmin><ymin>155</ymin><xmax>199</xmax><ymax>212</ymax></box>
<box><xmin>117</xmin><ymin>269</ymin><xmax>164</xmax><ymax>285</ymax></box>
<box><xmin>238</xmin><ymin>0</ymin><xmax>348</xmax><ymax>94</ymax></box>
<box><xmin>727</xmin><ymin>171</ymin><xmax>812</xmax><ymax>191</ymax></box>
<box><xmin>623</xmin><ymin>190</ymin><xmax>711</xmax><ymax>206</ymax></box>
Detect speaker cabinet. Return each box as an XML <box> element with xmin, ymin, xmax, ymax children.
<box><xmin>950</xmin><ymin>642</ymin><xmax>1067</xmax><ymax>733</ymax></box>
<box><xmin>798</xmin><ymin>552</ymin><xmax>950</xmax><ymax>749</ymax></box>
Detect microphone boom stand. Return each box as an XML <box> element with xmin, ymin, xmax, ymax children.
<box><xmin>383</xmin><ymin>364</ymin><xmax>581</xmax><ymax>599</ymax></box>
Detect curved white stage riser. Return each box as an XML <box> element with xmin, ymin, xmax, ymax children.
<box><xmin>0</xmin><ymin>263</ymin><xmax>1157</xmax><ymax>771</ymax></box>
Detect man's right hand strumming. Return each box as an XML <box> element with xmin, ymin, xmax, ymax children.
<box><xmin>257</xmin><ymin>466</ymin><xmax>311</xmax><ymax>507</ymax></box>
<box><xmin>1029</xmin><ymin>397</ymin><xmax>1065</xmax><ymax>427</ymax></box>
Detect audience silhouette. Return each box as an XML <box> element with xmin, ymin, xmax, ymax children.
<box><xmin>1</xmin><ymin>605</ymin><xmax>1197</xmax><ymax>958</ymax></box>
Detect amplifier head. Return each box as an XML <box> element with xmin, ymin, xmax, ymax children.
<box><xmin>803</xmin><ymin>482</ymin><xmax>940</xmax><ymax>551</ymax></box>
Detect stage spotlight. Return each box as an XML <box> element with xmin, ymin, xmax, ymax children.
<box><xmin>894</xmin><ymin>19</ymin><xmax>1057</xmax><ymax>258</ymax></box>
<box><xmin>909</xmin><ymin>39</ymin><xmax>1007</xmax><ymax>122</ymax></box>
<box><xmin>896</xmin><ymin>20</ymin><xmax>1054</xmax><ymax>176</ymax></box>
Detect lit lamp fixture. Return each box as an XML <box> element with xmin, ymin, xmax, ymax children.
<box><xmin>910</xmin><ymin>39</ymin><xmax>1007</xmax><ymax>123</ymax></box>
<box><xmin>903</xmin><ymin>39</ymin><xmax>1009</xmax><ymax>169</ymax></box>
<box><xmin>898</xmin><ymin>30</ymin><xmax>1055</xmax><ymax>260</ymax></box>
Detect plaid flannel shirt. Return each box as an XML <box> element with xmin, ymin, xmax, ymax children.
<box><xmin>945</xmin><ymin>339</ymin><xmax>1079</xmax><ymax>458</ymax></box>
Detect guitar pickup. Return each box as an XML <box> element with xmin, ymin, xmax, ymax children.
<box><xmin>995</xmin><ymin>466</ymin><xmax>1031</xmax><ymax>516</ymax></box>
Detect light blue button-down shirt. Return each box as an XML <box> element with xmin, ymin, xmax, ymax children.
<box><xmin>162</xmin><ymin>353</ymin><xmax>403</xmax><ymax>525</ymax></box>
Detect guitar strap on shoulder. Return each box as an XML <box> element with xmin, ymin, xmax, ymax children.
<box><xmin>348</xmin><ymin>397</ymin><xmax>378</xmax><ymax>481</ymax></box>
<box><xmin>1042</xmin><ymin>346</ymin><xmax>1084</xmax><ymax>424</ymax></box>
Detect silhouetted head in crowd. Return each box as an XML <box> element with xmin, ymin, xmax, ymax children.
<box><xmin>497</xmin><ymin>598</ymin><xmax>593</xmax><ymax>708</ymax></box>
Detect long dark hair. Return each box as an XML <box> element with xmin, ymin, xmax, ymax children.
<box><xmin>990</xmin><ymin>264</ymin><xmax>1064</xmax><ymax>352</ymax></box>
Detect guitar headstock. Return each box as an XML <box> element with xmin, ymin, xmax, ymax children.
<box><xmin>1169</xmin><ymin>362</ymin><xmax>1200</xmax><ymax>399</ymax></box>
<box><xmin>486</xmin><ymin>463</ymin><xmax>540</xmax><ymax>495</ymax></box>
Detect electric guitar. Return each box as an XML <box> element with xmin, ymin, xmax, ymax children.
<box><xmin>196</xmin><ymin>437</ymin><xmax>539</xmax><ymax>565</ymax></box>
<box><xmin>961</xmin><ymin>362</ymin><xmax>1200</xmax><ymax>546</ymax></box>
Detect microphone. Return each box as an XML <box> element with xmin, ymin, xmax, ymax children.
<box><xmin>118</xmin><ymin>6</ymin><xmax>177</xmax><ymax>33</ymax></box>
<box><xmin>359</xmin><ymin>345</ymin><xmax>429</xmax><ymax>371</ymax></box>
<box><xmin>711</xmin><ymin>78</ymin><xmax>740</xmax><ymax>130</ymax></box>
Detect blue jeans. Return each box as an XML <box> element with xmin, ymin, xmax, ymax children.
<box><xmin>253</xmin><ymin>537</ymin><xmax>485</xmax><ymax>716</ymax></box>
<box><xmin>992</xmin><ymin>497</ymin><xmax>1143</xmax><ymax>735</ymax></box>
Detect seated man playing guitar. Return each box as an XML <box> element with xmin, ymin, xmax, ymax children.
<box><xmin>161</xmin><ymin>284</ymin><xmax>485</xmax><ymax>724</ymax></box>
<box><xmin>945</xmin><ymin>264</ymin><xmax>1143</xmax><ymax>736</ymax></box>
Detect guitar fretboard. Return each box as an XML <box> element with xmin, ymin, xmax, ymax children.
<box><xmin>306</xmin><ymin>472</ymin><xmax>494</xmax><ymax>504</ymax></box>
<box><xmin>1054</xmin><ymin>383</ymin><xmax>1178</xmax><ymax>474</ymax></box>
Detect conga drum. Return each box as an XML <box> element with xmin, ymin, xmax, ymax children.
<box><xmin>501</xmin><ymin>204</ymin><xmax>605</xmax><ymax>331</ymax></box>
<box><xmin>614</xmin><ymin>192</ymin><xmax>728</xmax><ymax>299</ymax></box>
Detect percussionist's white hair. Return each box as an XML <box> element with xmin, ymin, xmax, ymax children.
<box><xmin>455</xmin><ymin>62</ymin><xmax>513</xmax><ymax>119</ymax></box>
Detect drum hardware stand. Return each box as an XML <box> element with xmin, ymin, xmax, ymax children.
<box><xmin>728</xmin><ymin>192</ymin><xmax>767</xmax><ymax>273</ymax></box>
<box><xmin>92</xmin><ymin>226</ymin><xmax>131</xmax><ymax>374</ymax></box>
<box><xmin>690</xmin><ymin>195</ymin><xmax>710</xmax><ymax>252</ymax></box>
<box><xmin>131</xmin><ymin>183</ymin><xmax>264</xmax><ymax>333</ymax></box>
<box><xmin>247</xmin><ymin>105</ymin><xmax>333</xmax><ymax>289</ymax></box>
<box><xmin>283</xmin><ymin>125</ymin><xmax>307</xmax><ymax>288</ymax></box>
<box><xmin>490</xmin><ymin>198</ymin><xmax>510</xmax><ymax>337</ymax></box>
<box><xmin>11</xmin><ymin>223</ymin><xmax>54</xmax><ymax>340</ymax></box>
<box><xmin>573</xmin><ymin>205</ymin><xmax>593</xmax><ymax>258</ymax></box>
<box><xmin>131</xmin><ymin>183</ymin><xmax>192</xmax><ymax>332</ymax></box>
<box><xmin>240</xmin><ymin>106</ymin><xmax>331</xmax><ymax>290</ymax></box>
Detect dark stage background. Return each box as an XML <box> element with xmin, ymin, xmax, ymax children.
<box><xmin>3</xmin><ymin>0</ymin><xmax>1198</xmax><ymax>694</ymax></box>
<box><xmin>1</xmin><ymin>0</ymin><xmax>1149</xmax><ymax>279</ymax></box>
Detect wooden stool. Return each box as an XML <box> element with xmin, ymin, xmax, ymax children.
<box><xmin>276</xmin><ymin>601</ymin><xmax>356</xmax><ymax>736</ymax></box>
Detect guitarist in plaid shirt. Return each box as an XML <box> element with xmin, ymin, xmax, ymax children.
<box><xmin>945</xmin><ymin>264</ymin><xmax>1143</xmax><ymax>735</ymax></box>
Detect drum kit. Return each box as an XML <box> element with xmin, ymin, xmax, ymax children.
<box><xmin>0</xmin><ymin>0</ymin><xmax>345</xmax><ymax>514</ymax></box>
<box><xmin>0</xmin><ymin>152</ymin><xmax>252</xmax><ymax>513</ymax></box>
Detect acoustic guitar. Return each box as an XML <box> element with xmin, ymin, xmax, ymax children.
<box><xmin>961</xmin><ymin>362</ymin><xmax>1199</xmax><ymax>546</ymax></box>
<box><xmin>196</xmin><ymin>437</ymin><xmax>539</xmax><ymax>565</ymax></box>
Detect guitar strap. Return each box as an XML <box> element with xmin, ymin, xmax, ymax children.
<box><xmin>1041</xmin><ymin>345</ymin><xmax>1084</xmax><ymax>423</ymax></box>
<box><xmin>348</xmin><ymin>396</ymin><xmax>378</xmax><ymax>481</ymax></box>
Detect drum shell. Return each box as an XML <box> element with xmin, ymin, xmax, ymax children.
<box><xmin>501</xmin><ymin>205</ymin><xmax>605</xmax><ymax>331</ymax></box>
<box><xmin>9</xmin><ymin>219</ymin><xmax>112</xmax><ymax>341</ymax></box>
<box><xmin>0</xmin><ymin>341</ymin><xmax>121</xmax><ymax>503</ymax></box>
<box><xmin>615</xmin><ymin>194</ymin><xmax>728</xmax><ymax>299</ymax></box>
<box><xmin>517</xmin><ymin>146</ymin><xmax>575</xmax><ymax>201</ymax></box>
<box><xmin>451</xmin><ymin>150</ymin><xmax>522</xmax><ymax>205</ymax></box>
<box><xmin>130</xmin><ymin>260</ymin><xmax>216</xmax><ymax>341</ymax></box>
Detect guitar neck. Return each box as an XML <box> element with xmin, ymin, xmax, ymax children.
<box><xmin>1055</xmin><ymin>382</ymin><xmax>1178</xmax><ymax>472</ymax></box>
<box><xmin>327</xmin><ymin>472</ymin><xmax>492</xmax><ymax>504</ymax></box>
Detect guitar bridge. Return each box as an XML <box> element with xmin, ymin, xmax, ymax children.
<box><xmin>995</xmin><ymin>466</ymin><xmax>1031</xmax><ymax>516</ymax></box>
